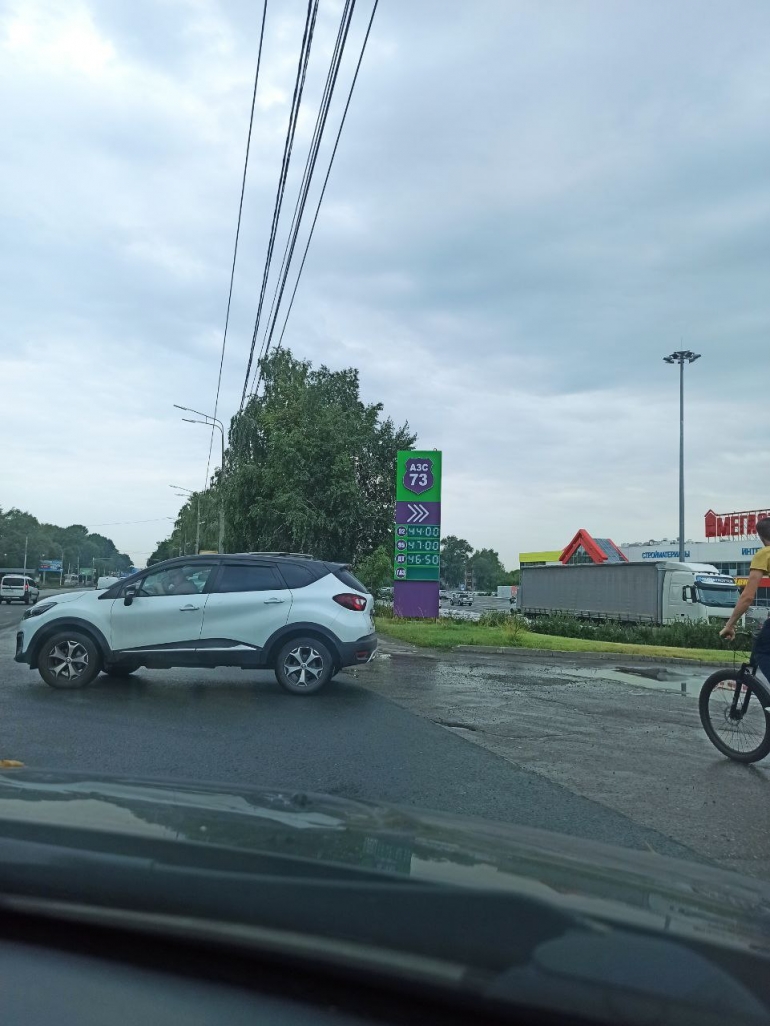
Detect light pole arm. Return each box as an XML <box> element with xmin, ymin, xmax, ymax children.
<box><xmin>176</xmin><ymin>407</ymin><xmax>227</xmax><ymax>555</ymax></box>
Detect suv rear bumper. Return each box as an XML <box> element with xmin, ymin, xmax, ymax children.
<box><xmin>337</xmin><ymin>633</ymin><xmax>377</xmax><ymax>667</ymax></box>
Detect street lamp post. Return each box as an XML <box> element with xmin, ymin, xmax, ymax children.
<box><xmin>664</xmin><ymin>350</ymin><xmax>701</xmax><ymax>563</ymax></box>
<box><xmin>174</xmin><ymin>404</ymin><xmax>226</xmax><ymax>554</ymax></box>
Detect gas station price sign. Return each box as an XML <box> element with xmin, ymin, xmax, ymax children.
<box><xmin>396</xmin><ymin>537</ymin><xmax>440</xmax><ymax>553</ymax></box>
<box><xmin>396</xmin><ymin>525</ymin><xmax>440</xmax><ymax>539</ymax></box>
<box><xmin>394</xmin><ymin>451</ymin><xmax>442</xmax><ymax>584</ymax></box>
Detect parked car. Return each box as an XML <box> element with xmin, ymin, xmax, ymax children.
<box><xmin>449</xmin><ymin>592</ymin><xmax>473</xmax><ymax>607</ymax></box>
<box><xmin>0</xmin><ymin>575</ymin><xmax>39</xmax><ymax>605</ymax></box>
<box><xmin>15</xmin><ymin>554</ymin><xmax>376</xmax><ymax>695</ymax></box>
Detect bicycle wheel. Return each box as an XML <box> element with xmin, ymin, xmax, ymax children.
<box><xmin>699</xmin><ymin>669</ymin><xmax>770</xmax><ymax>763</ymax></box>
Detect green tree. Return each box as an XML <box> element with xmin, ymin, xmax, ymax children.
<box><xmin>468</xmin><ymin>547</ymin><xmax>507</xmax><ymax>591</ymax></box>
<box><xmin>440</xmin><ymin>536</ymin><xmax>473</xmax><ymax>587</ymax></box>
<box><xmin>0</xmin><ymin>507</ymin><xmax>131</xmax><ymax>574</ymax></box>
<box><xmin>223</xmin><ymin>349</ymin><xmax>416</xmax><ymax>562</ymax></box>
<box><xmin>147</xmin><ymin>538</ymin><xmax>178</xmax><ymax>565</ymax></box>
<box><xmin>354</xmin><ymin>545</ymin><xmax>392</xmax><ymax>595</ymax></box>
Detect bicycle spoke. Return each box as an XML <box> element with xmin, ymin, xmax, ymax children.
<box><xmin>706</xmin><ymin>677</ymin><xmax>768</xmax><ymax>757</ymax></box>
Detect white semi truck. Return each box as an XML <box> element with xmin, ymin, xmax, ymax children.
<box><xmin>517</xmin><ymin>561</ymin><xmax>739</xmax><ymax>625</ymax></box>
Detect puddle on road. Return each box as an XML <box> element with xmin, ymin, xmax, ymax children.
<box><xmin>556</xmin><ymin>664</ymin><xmax>709</xmax><ymax>697</ymax></box>
<box><xmin>371</xmin><ymin>651</ymin><xmax>716</xmax><ymax>698</ymax></box>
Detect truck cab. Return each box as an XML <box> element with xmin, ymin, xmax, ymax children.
<box><xmin>663</xmin><ymin>562</ymin><xmax>739</xmax><ymax>623</ymax></box>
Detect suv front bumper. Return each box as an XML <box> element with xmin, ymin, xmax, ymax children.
<box><xmin>15</xmin><ymin>631</ymin><xmax>28</xmax><ymax>663</ymax></box>
<box><xmin>338</xmin><ymin>633</ymin><xmax>377</xmax><ymax>668</ymax></box>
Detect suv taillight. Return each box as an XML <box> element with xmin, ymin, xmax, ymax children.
<box><xmin>24</xmin><ymin>583</ymin><xmax>28</xmax><ymax>591</ymax></box>
<box><xmin>333</xmin><ymin>593</ymin><xmax>367</xmax><ymax>612</ymax></box>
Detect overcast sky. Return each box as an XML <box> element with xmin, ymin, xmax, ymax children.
<box><xmin>2</xmin><ymin>0</ymin><xmax>769</xmax><ymax>567</ymax></box>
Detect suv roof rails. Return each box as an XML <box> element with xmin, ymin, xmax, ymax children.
<box><xmin>239</xmin><ymin>551</ymin><xmax>316</xmax><ymax>560</ymax></box>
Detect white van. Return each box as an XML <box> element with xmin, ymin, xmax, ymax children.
<box><xmin>0</xmin><ymin>575</ymin><xmax>40</xmax><ymax>605</ymax></box>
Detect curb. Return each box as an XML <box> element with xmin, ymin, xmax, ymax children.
<box><xmin>452</xmin><ymin>644</ymin><xmax>725</xmax><ymax>670</ymax></box>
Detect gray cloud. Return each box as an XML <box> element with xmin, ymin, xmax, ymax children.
<box><xmin>1</xmin><ymin>0</ymin><xmax>769</xmax><ymax>565</ymax></box>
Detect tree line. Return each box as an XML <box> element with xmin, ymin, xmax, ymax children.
<box><xmin>440</xmin><ymin>536</ymin><xmax>519</xmax><ymax>591</ymax></box>
<box><xmin>0</xmin><ymin>507</ymin><xmax>132</xmax><ymax>576</ymax></box>
<box><xmin>150</xmin><ymin>349</ymin><xmax>518</xmax><ymax>594</ymax></box>
<box><xmin>150</xmin><ymin>349</ymin><xmax>415</xmax><ymax>566</ymax></box>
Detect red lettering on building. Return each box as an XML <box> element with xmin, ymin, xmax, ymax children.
<box><xmin>704</xmin><ymin>509</ymin><xmax>770</xmax><ymax>538</ymax></box>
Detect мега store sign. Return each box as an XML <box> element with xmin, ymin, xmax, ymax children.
<box><xmin>705</xmin><ymin>508</ymin><xmax>770</xmax><ymax>539</ymax></box>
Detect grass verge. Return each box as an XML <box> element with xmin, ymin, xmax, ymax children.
<box><xmin>375</xmin><ymin>618</ymin><xmax>748</xmax><ymax>664</ymax></box>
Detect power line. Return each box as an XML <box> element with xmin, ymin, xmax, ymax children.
<box><xmin>203</xmin><ymin>0</ymin><xmax>268</xmax><ymax>490</ymax></box>
<box><xmin>250</xmin><ymin>0</ymin><xmax>357</xmax><ymax>395</ymax></box>
<box><xmin>262</xmin><ymin>0</ymin><xmax>380</xmax><ymax>376</ymax></box>
<box><xmin>240</xmin><ymin>0</ymin><xmax>320</xmax><ymax>410</ymax></box>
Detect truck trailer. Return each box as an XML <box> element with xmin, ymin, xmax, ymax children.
<box><xmin>517</xmin><ymin>561</ymin><xmax>739</xmax><ymax>625</ymax></box>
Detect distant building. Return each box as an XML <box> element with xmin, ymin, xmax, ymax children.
<box><xmin>520</xmin><ymin>530</ymin><xmax>627</xmax><ymax>569</ymax></box>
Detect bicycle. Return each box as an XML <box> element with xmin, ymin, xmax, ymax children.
<box><xmin>699</xmin><ymin>630</ymin><xmax>770</xmax><ymax>763</ymax></box>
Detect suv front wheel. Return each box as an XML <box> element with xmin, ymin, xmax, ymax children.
<box><xmin>38</xmin><ymin>630</ymin><xmax>102</xmax><ymax>689</ymax></box>
<box><xmin>274</xmin><ymin>637</ymin><xmax>334</xmax><ymax>695</ymax></box>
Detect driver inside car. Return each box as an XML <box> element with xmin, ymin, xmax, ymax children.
<box><xmin>163</xmin><ymin>568</ymin><xmax>198</xmax><ymax>596</ymax></box>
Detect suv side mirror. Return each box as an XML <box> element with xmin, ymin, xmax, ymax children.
<box><xmin>124</xmin><ymin>584</ymin><xmax>138</xmax><ymax>607</ymax></box>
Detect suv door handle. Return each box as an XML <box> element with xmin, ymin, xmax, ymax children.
<box><xmin>263</xmin><ymin>597</ymin><xmax>285</xmax><ymax>604</ymax></box>
<box><xmin>179</xmin><ymin>604</ymin><xmax>200</xmax><ymax>611</ymax></box>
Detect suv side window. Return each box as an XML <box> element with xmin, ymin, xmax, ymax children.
<box><xmin>278</xmin><ymin>563</ymin><xmax>317</xmax><ymax>589</ymax></box>
<box><xmin>215</xmin><ymin>564</ymin><xmax>283</xmax><ymax>593</ymax></box>
<box><xmin>136</xmin><ymin>564</ymin><xmax>216</xmax><ymax>598</ymax></box>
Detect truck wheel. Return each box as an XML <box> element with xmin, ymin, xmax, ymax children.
<box><xmin>274</xmin><ymin>638</ymin><xmax>334</xmax><ymax>695</ymax></box>
<box><xmin>38</xmin><ymin>631</ymin><xmax>102</xmax><ymax>689</ymax></box>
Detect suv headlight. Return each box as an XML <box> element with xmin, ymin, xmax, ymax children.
<box><xmin>23</xmin><ymin>601</ymin><xmax>57</xmax><ymax>619</ymax></box>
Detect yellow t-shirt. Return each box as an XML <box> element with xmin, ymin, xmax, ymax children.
<box><xmin>749</xmin><ymin>546</ymin><xmax>770</xmax><ymax>576</ymax></box>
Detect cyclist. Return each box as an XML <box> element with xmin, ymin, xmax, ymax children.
<box><xmin>720</xmin><ymin>516</ymin><xmax>770</xmax><ymax>684</ymax></box>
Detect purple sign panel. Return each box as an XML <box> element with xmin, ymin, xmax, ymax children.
<box><xmin>394</xmin><ymin>501</ymin><xmax>441</xmax><ymax>527</ymax></box>
<box><xmin>394</xmin><ymin>580</ymin><xmax>439</xmax><ymax>618</ymax></box>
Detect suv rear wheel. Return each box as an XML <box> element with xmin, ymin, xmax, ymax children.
<box><xmin>274</xmin><ymin>637</ymin><xmax>334</xmax><ymax>695</ymax></box>
<box><xmin>38</xmin><ymin>630</ymin><xmax>102</xmax><ymax>689</ymax></box>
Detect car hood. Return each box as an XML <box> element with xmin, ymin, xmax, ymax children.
<box><xmin>0</xmin><ymin>769</ymin><xmax>768</xmax><ymax>958</ymax></box>
<box><xmin>39</xmin><ymin>590</ymin><xmax>104</xmax><ymax>606</ymax></box>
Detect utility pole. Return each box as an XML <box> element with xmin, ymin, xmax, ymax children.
<box><xmin>664</xmin><ymin>350</ymin><xmax>701</xmax><ymax>562</ymax></box>
<box><xmin>22</xmin><ymin>535</ymin><xmax>28</xmax><ymax>576</ymax></box>
<box><xmin>174</xmin><ymin>405</ymin><xmax>227</xmax><ymax>553</ymax></box>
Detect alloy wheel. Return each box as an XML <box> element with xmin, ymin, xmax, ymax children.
<box><xmin>48</xmin><ymin>640</ymin><xmax>89</xmax><ymax>682</ymax></box>
<box><xmin>282</xmin><ymin>645</ymin><xmax>324</xmax><ymax>688</ymax></box>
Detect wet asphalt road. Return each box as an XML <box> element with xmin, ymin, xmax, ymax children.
<box><xmin>0</xmin><ymin>612</ymin><xmax>701</xmax><ymax>862</ymax></box>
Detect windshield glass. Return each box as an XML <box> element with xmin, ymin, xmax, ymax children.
<box><xmin>2</xmin><ymin>2</ymin><xmax>770</xmax><ymax>1021</ymax></box>
<box><xmin>696</xmin><ymin>585</ymin><xmax>741</xmax><ymax>608</ymax></box>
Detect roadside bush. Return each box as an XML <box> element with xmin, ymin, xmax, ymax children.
<box><xmin>477</xmin><ymin>610</ymin><xmax>512</xmax><ymax>627</ymax></box>
<box><xmin>374</xmin><ymin>601</ymin><xmax>396</xmax><ymax>619</ymax></box>
<box><xmin>354</xmin><ymin>546</ymin><xmax>392</xmax><ymax>596</ymax></box>
<box><xmin>527</xmin><ymin>613</ymin><xmax>726</xmax><ymax>650</ymax></box>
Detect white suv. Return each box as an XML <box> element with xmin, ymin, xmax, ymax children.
<box><xmin>15</xmin><ymin>554</ymin><xmax>376</xmax><ymax>695</ymax></box>
<box><xmin>1</xmin><ymin>575</ymin><xmax>40</xmax><ymax>606</ymax></box>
